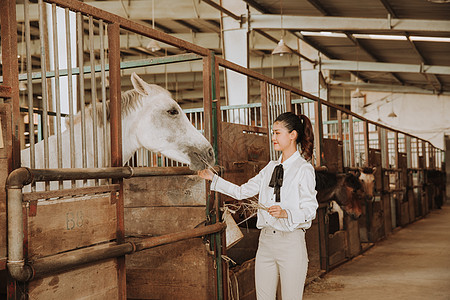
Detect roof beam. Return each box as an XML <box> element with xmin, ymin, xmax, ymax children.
<box><xmin>321</xmin><ymin>59</ymin><xmax>450</xmax><ymax>75</ymax></box>
<box><xmin>329</xmin><ymin>80</ymin><xmax>449</xmax><ymax>95</ymax></box>
<box><xmin>250</xmin><ymin>15</ymin><xmax>450</xmax><ymax>33</ymax></box>
<box><xmin>16</xmin><ymin>1</ymin><xmax>220</xmax><ymax>22</ymax></box>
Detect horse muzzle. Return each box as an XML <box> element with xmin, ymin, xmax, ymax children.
<box><xmin>188</xmin><ymin>146</ymin><xmax>215</xmax><ymax>171</ymax></box>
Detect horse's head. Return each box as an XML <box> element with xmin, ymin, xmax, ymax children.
<box><xmin>358</xmin><ymin>167</ymin><xmax>377</xmax><ymax>201</ymax></box>
<box><xmin>126</xmin><ymin>72</ymin><xmax>215</xmax><ymax>171</ymax></box>
<box><xmin>343</xmin><ymin>173</ymin><xmax>365</xmax><ymax>219</ymax></box>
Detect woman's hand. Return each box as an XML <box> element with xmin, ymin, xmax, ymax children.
<box><xmin>268</xmin><ymin>205</ymin><xmax>288</xmax><ymax>218</ymax></box>
<box><xmin>198</xmin><ymin>169</ymin><xmax>214</xmax><ymax>181</ymax></box>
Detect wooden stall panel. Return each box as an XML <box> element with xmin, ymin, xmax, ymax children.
<box><xmin>124</xmin><ymin>175</ymin><xmax>214</xmax><ymax>300</ymax></box>
<box><xmin>28</xmin><ymin>259</ymin><xmax>119</xmax><ymax>299</ymax></box>
<box><xmin>229</xmin><ymin>259</ymin><xmax>256</xmax><ymax>300</ymax></box>
<box><xmin>306</xmin><ymin>219</ymin><xmax>321</xmax><ymax>279</ymax></box>
<box><xmin>126</xmin><ymin>239</ymin><xmax>214</xmax><ymax>300</ymax></box>
<box><xmin>124</xmin><ymin>206</ymin><xmax>206</xmax><ymax>236</ymax></box>
<box><xmin>124</xmin><ymin>175</ymin><xmax>205</xmax><ymax>207</ymax></box>
<box><xmin>28</xmin><ymin>193</ymin><xmax>117</xmax><ymax>259</ymax></box>
<box><xmin>0</xmin><ymin>104</ymin><xmax>12</xmax><ymax>265</ymax></box>
<box><xmin>345</xmin><ymin>216</ymin><xmax>361</xmax><ymax>258</ymax></box>
<box><xmin>322</xmin><ymin>138</ymin><xmax>343</xmax><ymax>173</ymax></box>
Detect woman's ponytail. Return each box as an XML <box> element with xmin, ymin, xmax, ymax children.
<box><xmin>298</xmin><ymin>114</ymin><xmax>314</xmax><ymax>161</ymax></box>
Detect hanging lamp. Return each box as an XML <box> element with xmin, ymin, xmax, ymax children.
<box><xmin>146</xmin><ymin>0</ymin><xmax>161</xmax><ymax>52</ymax></box>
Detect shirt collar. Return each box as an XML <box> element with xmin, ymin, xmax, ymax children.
<box><xmin>277</xmin><ymin>150</ymin><xmax>301</xmax><ymax>169</ymax></box>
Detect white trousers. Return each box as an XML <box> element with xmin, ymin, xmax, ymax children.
<box><xmin>255</xmin><ymin>228</ymin><xmax>308</xmax><ymax>300</ymax></box>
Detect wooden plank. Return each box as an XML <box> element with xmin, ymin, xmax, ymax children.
<box><xmin>382</xmin><ymin>193</ymin><xmax>392</xmax><ymax>236</ymax></box>
<box><xmin>125</xmin><ymin>206</ymin><xmax>206</xmax><ymax>236</ymax></box>
<box><xmin>123</xmin><ymin>175</ymin><xmax>206</xmax><ymax>207</ymax></box>
<box><xmin>28</xmin><ymin>258</ymin><xmax>119</xmax><ymax>299</ymax></box>
<box><xmin>322</xmin><ymin>138</ymin><xmax>340</xmax><ymax>173</ymax></box>
<box><xmin>305</xmin><ymin>220</ymin><xmax>321</xmax><ymax>279</ymax></box>
<box><xmin>229</xmin><ymin>259</ymin><xmax>256</xmax><ymax>300</ymax></box>
<box><xmin>28</xmin><ymin>194</ymin><xmax>117</xmax><ymax>259</ymax></box>
<box><xmin>369</xmin><ymin>201</ymin><xmax>385</xmax><ymax>242</ymax></box>
<box><xmin>345</xmin><ymin>216</ymin><xmax>361</xmax><ymax>258</ymax></box>
<box><xmin>220</xmin><ymin>122</ymin><xmax>269</xmax><ymax>171</ymax></box>
<box><xmin>126</xmin><ymin>239</ymin><xmax>214</xmax><ymax>300</ymax></box>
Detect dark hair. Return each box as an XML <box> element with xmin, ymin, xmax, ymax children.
<box><xmin>274</xmin><ymin>112</ymin><xmax>314</xmax><ymax>161</ymax></box>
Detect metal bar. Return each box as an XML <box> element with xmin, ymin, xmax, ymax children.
<box><xmin>337</xmin><ymin>110</ymin><xmax>343</xmax><ymax>142</ymax></box>
<box><xmin>65</xmin><ymin>8</ymin><xmax>76</xmax><ymax>183</ymax></box>
<box><xmin>77</xmin><ymin>12</ymin><xmax>87</xmax><ymax>169</ymax></box>
<box><xmin>89</xmin><ymin>16</ymin><xmax>99</xmax><ymax>172</ymax></box>
<box><xmin>349</xmin><ymin>115</ymin><xmax>355</xmax><ymax>167</ymax></box>
<box><xmin>38</xmin><ymin>0</ymin><xmax>50</xmax><ymax>171</ymax></box>
<box><xmin>394</xmin><ymin>132</ymin><xmax>399</xmax><ymax>168</ymax></box>
<box><xmin>363</xmin><ymin>121</ymin><xmax>369</xmax><ymax>167</ymax></box>
<box><xmin>14</xmin><ymin>53</ymin><xmax>202</xmax><ymax>81</ymax></box>
<box><xmin>99</xmin><ymin>20</ymin><xmax>108</xmax><ymax>168</ymax></box>
<box><xmin>52</xmin><ymin>3</ymin><xmax>63</xmax><ymax>178</ymax></box>
<box><xmin>25</xmin><ymin>0</ymin><xmax>36</xmax><ymax>171</ymax></box>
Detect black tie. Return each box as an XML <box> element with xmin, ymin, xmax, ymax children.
<box><xmin>269</xmin><ymin>164</ymin><xmax>283</xmax><ymax>202</ymax></box>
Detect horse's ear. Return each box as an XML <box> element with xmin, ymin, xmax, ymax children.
<box><xmin>131</xmin><ymin>72</ymin><xmax>150</xmax><ymax>96</ymax></box>
<box><xmin>372</xmin><ymin>167</ymin><xmax>377</xmax><ymax>173</ymax></box>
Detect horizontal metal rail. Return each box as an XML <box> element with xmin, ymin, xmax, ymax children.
<box><xmin>29</xmin><ymin>222</ymin><xmax>226</xmax><ymax>280</ymax></box>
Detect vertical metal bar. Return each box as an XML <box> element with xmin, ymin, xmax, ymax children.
<box><xmin>51</xmin><ymin>4</ymin><xmax>63</xmax><ymax>178</ymax></box>
<box><xmin>38</xmin><ymin>0</ymin><xmax>50</xmax><ymax>171</ymax></box>
<box><xmin>363</xmin><ymin>121</ymin><xmax>369</xmax><ymax>167</ymax></box>
<box><xmin>77</xmin><ymin>12</ymin><xmax>87</xmax><ymax>169</ymax></box>
<box><xmin>65</xmin><ymin>8</ymin><xmax>76</xmax><ymax>187</ymax></box>
<box><xmin>24</xmin><ymin>0</ymin><xmax>35</xmax><ymax>171</ymax></box>
<box><xmin>394</xmin><ymin>132</ymin><xmax>399</xmax><ymax>168</ymax></box>
<box><xmin>349</xmin><ymin>115</ymin><xmax>355</xmax><ymax>167</ymax></box>
<box><xmin>285</xmin><ymin>90</ymin><xmax>292</xmax><ymax>112</ymax></box>
<box><xmin>89</xmin><ymin>16</ymin><xmax>98</xmax><ymax>172</ymax></box>
<box><xmin>406</xmin><ymin>136</ymin><xmax>412</xmax><ymax>169</ymax></box>
<box><xmin>314</xmin><ymin>100</ymin><xmax>323</xmax><ymax>166</ymax></box>
<box><xmin>99</xmin><ymin>20</ymin><xmax>108</xmax><ymax>168</ymax></box>
<box><xmin>107</xmin><ymin>22</ymin><xmax>125</xmax><ymax>300</ymax></box>
<box><xmin>337</xmin><ymin>110</ymin><xmax>343</xmax><ymax>142</ymax></box>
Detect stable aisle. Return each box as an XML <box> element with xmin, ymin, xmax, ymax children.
<box><xmin>304</xmin><ymin>204</ymin><xmax>450</xmax><ymax>300</ymax></box>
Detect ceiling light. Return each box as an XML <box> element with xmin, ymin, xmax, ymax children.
<box><xmin>351</xmin><ymin>88</ymin><xmax>365</xmax><ymax>98</ymax></box>
<box><xmin>146</xmin><ymin>40</ymin><xmax>161</xmax><ymax>52</ymax></box>
<box><xmin>388</xmin><ymin>111</ymin><xmax>397</xmax><ymax>118</ymax></box>
<box><xmin>272</xmin><ymin>39</ymin><xmax>291</xmax><ymax>56</ymax></box>
<box><xmin>18</xmin><ymin>81</ymin><xmax>27</xmax><ymax>91</ymax></box>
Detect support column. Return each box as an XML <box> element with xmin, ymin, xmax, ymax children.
<box><xmin>222</xmin><ymin>0</ymin><xmax>247</xmax><ymax>123</ymax></box>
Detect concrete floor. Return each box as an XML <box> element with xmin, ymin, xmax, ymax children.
<box><xmin>304</xmin><ymin>204</ymin><xmax>450</xmax><ymax>300</ymax></box>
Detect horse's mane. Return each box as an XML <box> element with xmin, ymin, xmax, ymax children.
<box><xmin>71</xmin><ymin>89</ymin><xmax>143</xmax><ymax>127</ymax></box>
<box><xmin>361</xmin><ymin>167</ymin><xmax>375</xmax><ymax>174</ymax></box>
<box><xmin>344</xmin><ymin>173</ymin><xmax>362</xmax><ymax>190</ymax></box>
<box><xmin>315</xmin><ymin>170</ymin><xmax>338</xmax><ymax>191</ymax></box>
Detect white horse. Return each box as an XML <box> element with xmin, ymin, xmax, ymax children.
<box><xmin>21</xmin><ymin>72</ymin><xmax>214</xmax><ymax>189</ymax></box>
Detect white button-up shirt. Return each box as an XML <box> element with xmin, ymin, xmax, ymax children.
<box><xmin>211</xmin><ymin>151</ymin><xmax>318</xmax><ymax>232</ymax></box>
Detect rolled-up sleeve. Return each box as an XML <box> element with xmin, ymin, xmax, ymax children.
<box><xmin>284</xmin><ymin>164</ymin><xmax>318</xmax><ymax>229</ymax></box>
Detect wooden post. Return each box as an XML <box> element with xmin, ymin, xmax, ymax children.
<box><xmin>107</xmin><ymin>22</ymin><xmax>126</xmax><ymax>300</ymax></box>
<box><xmin>285</xmin><ymin>90</ymin><xmax>292</xmax><ymax>112</ymax></box>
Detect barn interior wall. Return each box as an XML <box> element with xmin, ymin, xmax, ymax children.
<box><xmin>352</xmin><ymin>92</ymin><xmax>450</xmax><ymax>150</ymax></box>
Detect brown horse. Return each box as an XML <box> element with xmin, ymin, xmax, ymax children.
<box><xmin>315</xmin><ymin>170</ymin><xmax>367</xmax><ymax>220</ymax></box>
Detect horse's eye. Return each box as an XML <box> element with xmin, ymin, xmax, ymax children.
<box><xmin>168</xmin><ymin>108</ymin><xmax>179</xmax><ymax>116</ymax></box>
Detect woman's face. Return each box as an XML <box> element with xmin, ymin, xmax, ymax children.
<box><xmin>272</xmin><ymin>121</ymin><xmax>297</xmax><ymax>152</ymax></box>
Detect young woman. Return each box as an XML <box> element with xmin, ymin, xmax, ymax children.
<box><xmin>198</xmin><ymin>112</ymin><xmax>318</xmax><ymax>300</ymax></box>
